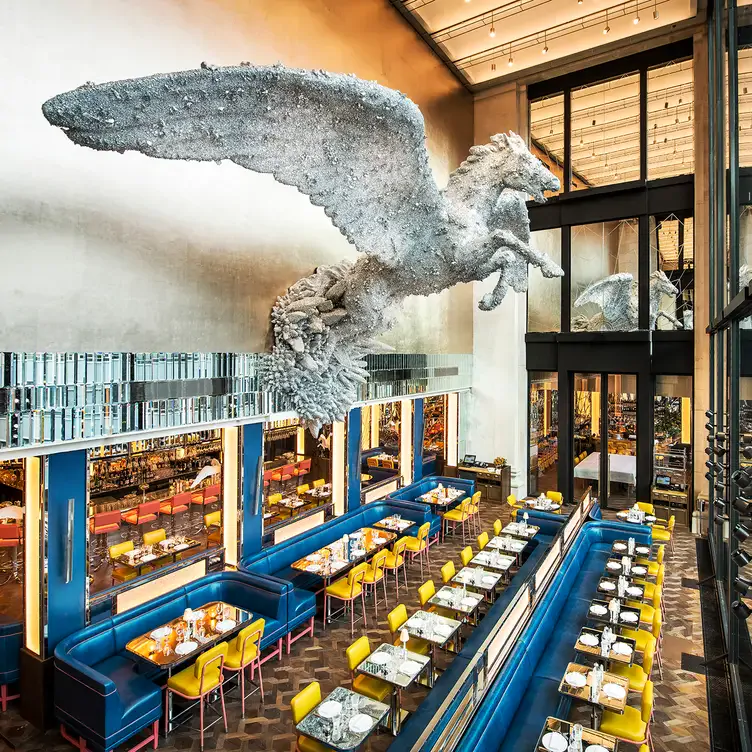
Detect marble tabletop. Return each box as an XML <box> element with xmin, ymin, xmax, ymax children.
<box><xmin>402</xmin><ymin>610</ymin><xmax>463</xmax><ymax>647</ymax></box>
<box><xmin>356</xmin><ymin>643</ymin><xmax>430</xmax><ymax>690</ymax></box>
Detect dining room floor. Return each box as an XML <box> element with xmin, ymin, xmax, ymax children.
<box><xmin>0</xmin><ymin>498</ymin><xmax>710</xmax><ymax>752</ymax></box>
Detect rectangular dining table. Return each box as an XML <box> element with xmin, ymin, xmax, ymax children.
<box><xmin>428</xmin><ymin>586</ymin><xmax>484</xmax><ymax>625</ymax></box>
<box><xmin>558</xmin><ymin>661</ymin><xmax>629</xmax><ymax>729</ymax></box>
<box><xmin>295</xmin><ymin>685</ymin><xmax>389</xmax><ymax>751</ymax></box>
<box><xmin>290</xmin><ymin>527</ymin><xmax>397</xmax><ymax>588</ymax></box>
<box><xmin>521</xmin><ymin>497</ymin><xmax>562</xmax><ymax>513</ymax></box>
<box><xmin>596</xmin><ymin>577</ymin><xmax>646</xmax><ymax>602</ymax></box>
<box><xmin>373</xmin><ymin>515</ymin><xmax>415</xmax><ymax>534</ymax></box>
<box><xmin>356</xmin><ymin>643</ymin><xmax>430</xmax><ymax>734</ymax></box>
<box><xmin>604</xmin><ymin>557</ymin><xmax>650</xmax><ymax>579</ymax></box>
<box><xmin>115</xmin><ymin>536</ymin><xmax>201</xmax><ymax>577</ymax></box>
<box><xmin>402</xmin><ymin>609</ymin><xmax>463</xmax><ymax>661</ymax></box>
<box><xmin>574</xmin><ymin>626</ymin><xmax>637</xmax><ymax>667</ymax></box>
<box><xmin>615</xmin><ymin>509</ymin><xmax>658</xmax><ymax>526</ymax></box>
<box><xmin>586</xmin><ymin>598</ymin><xmax>643</xmax><ymax>630</ymax></box>
<box><xmin>452</xmin><ymin>566</ymin><xmax>503</xmax><ymax>601</ymax></box>
<box><xmin>610</xmin><ymin>539</ymin><xmax>652</xmax><ymax>559</ymax></box>
<box><xmin>469</xmin><ymin>549</ymin><xmax>516</xmax><ymax>579</ymax></box>
<box><xmin>500</xmin><ymin>521</ymin><xmax>540</xmax><ymax>541</ymax></box>
<box><xmin>125</xmin><ymin>600</ymin><xmax>251</xmax><ymax>731</ymax></box>
<box><xmin>534</xmin><ymin>716</ymin><xmax>621</xmax><ymax>751</ymax></box>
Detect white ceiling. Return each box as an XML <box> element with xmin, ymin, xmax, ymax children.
<box><xmin>399</xmin><ymin>0</ymin><xmax>697</xmax><ymax>85</ymax></box>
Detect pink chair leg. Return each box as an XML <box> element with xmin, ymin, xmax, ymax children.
<box><xmin>240</xmin><ymin>667</ymin><xmax>245</xmax><ymax>718</ymax></box>
<box><xmin>403</xmin><ymin>562</ymin><xmax>408</xmax><ymax>590</ymax></box>
<box><xmin>199</xmin><ymin>695</ymin><xmax>204</xmax><ymax>750</ymax></box>
<box><xmin>362</xmin><ymin>592</ymin><xmax>367</xmax><ymax>627</ymax></box>
<box><xmin>382</xmin><ymin>576</ymin><xmax>389</xmax><ymax>610</ymax></box>
<box><xmin>257</xmin><ymin>657</ymin><xmax>265</xmax><ymax>701</ymax></box>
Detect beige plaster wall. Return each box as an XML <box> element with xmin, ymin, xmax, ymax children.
<box><xmin>0</xmin><ymin>0</ymin><xmax>474</xmax><ymax>353</ymax></box>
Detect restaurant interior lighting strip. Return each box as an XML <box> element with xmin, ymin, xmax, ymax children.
<box><xmin>332</xmin><ymin>421</ymin><xmax>346</xmax><ymax>515</ymax></box>
<box><xmin>401</xmin><ymin>399</ymin><xmax>414</xmax><ymax>486</ymax></box>
<box><xmin>454</xmin><ymin>0</ymin><xmax>675</xmax><ymax>72</ymax></box>
<box><xmin>446</xmin><ymin>393</ymin><xmax>460</xmax><ymax>468</ymax></box>
<box><xmin>24</xmin><ymin>457</ymin><xmax>41</xmax><ymax>655</ymax></box>
<box><xmin>222</xmin><ymin>427</ymin><xmax>239</xmax><ymax>567</ymax></box>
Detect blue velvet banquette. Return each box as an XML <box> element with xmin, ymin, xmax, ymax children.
<box><xmin>386</xmin><ymin>475</ymin><xmax>475</xmax><ymax>507</ymax></box>
<box><xmin>54</xmin><ymin>570</ymin><xmax>287</xmax><ymax>752</ymax></box>
<box><xmin>0</xmin><ymin>616</ymin><xmax>21</xmax><ymax>711</ymax></box>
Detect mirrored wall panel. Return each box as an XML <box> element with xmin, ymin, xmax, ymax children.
<box><xmin>528</xmin><ymin>372</ymin><xmax>558</xmax><ymax>496</ymax></box>
<box><xmin>649</xmin><ymin>214</ymin><xmax>694</xmax><ymax>329</ymax></box>
<box><xmin>574</xmin><ymin>373</ymin><xmax>602</xmax><ymax>498</ymax></box>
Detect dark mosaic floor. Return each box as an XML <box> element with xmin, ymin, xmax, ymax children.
<box><xmin>0</xmin><ymin>500</ymin><xmax>709</xmax><ymax>752</ymax></box>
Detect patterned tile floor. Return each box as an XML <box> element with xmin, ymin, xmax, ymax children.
<box><xmin>0</xmin><ymin>501</ymin><xmax>710</xmax><ymax>751</ymax></box>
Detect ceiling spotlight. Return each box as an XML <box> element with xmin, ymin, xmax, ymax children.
<box><xmin>542</xmin><ymin>44</ymin><xmax>548</xmax><ymax>54</ymax></box>
<box><xmin>578</xmin><ymin>0</ymin><xmax>583</xmax><ymax>4</ymax></box>
<box><xmin>717</xmin><ymin>432</ymin><xmax>728</xmax><ymax>442</ymax></box>
<box><xmin>732</xmin><ymin>599</ymin><xmax>751</xmax><ymax>620</ymax></box>
<box><xmin>705</xmin><ymin>422</ymin><xmax>714</xmax><ymax>432</ymax></box>
<box><xmin>743</xmin><ymin>445</ymin><xmax>752</xmax><ymax>460</ymax></box>
<box><xmin>714</xmin><ymin>446</ymin><xmax>728</xmax><ymax>458</ymax></box>
<box><xmin>716</xmin><ymin>482</ymin><xmax>727</xmax><ymax>495</ymax></box>
<box><xmin>714</xmin><ymin>500</ymin><xmax>727</xmax><ymax>513</ymax></box>
<box><xmin>508</xmin><ymin>55</ymin><xmax>514</xmax><ymax>67</ymax></box>
<box><xmin>733</xmin><ymin>469</ymin><xmax>752</xmax><ymax>489</ymax></box>
<box><xmin>705</xmin><ymin>410</ymin><xmax>714</xmax><ymax>419</ymax></box>
<box><xmin>704</xmin><ymin>472</ymin><xmax>713</xmax><ymax>482</ymax></box>
<box><xmin>715</xmin><ymin>513</ymin><xmax>730</xmax><ymax>524</ymax></box>
<box><xmin>732</xmin><ymin>548</ymin><xmax>751</xmax><ymax>567</ymax></box>
<box><xmin>489</xmin><ymin>25</ymin><xmax>496</xmax><ymax>38</ymax></box>
<box><xmin>705</xmin><ymin>460</ymin><xmax>715</xmax><ymax>470</ymax></box>
<box><xmin>603</xmin><ymin>9</ymin><xmax>610</xmax><ymax>33</ymax></box>
<box><xmin>705</xmin><ymin>447</ymin><xmax>714</xmax><ymax>456</ymax></box>
<box><xmin>734</xmin><ymin>576</ymin><xmax>752</xmax><ymax>596</ymax></box>
<box><xmin>653</xmin><ymin>7</ymin><xmax>659</xmax><ymax>18</ymax></box>
<box><xmin>733</xmin><ymin>523</ymin><xmax>751</xmax><ymax>542</ymax></box>
<box><xmin>733</xmin><ymin>496</ymin><xmax>752</xmax><ymax>513</ymax></box>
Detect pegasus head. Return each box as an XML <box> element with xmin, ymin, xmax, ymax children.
<box><xmin>490</xmin><ymin>132</ymin><xmax>560</xmax><ymax>203</ymax></box>
<box><xmin>650</xmin><ymin>269</ymin><xmax>679</xmax><ymax>297</ymax></box>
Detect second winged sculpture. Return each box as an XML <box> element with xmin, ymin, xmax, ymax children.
<box><xmin>43</xmin><ymin>63</ymin><xmax>562</xmax><ymax>431</ymax></box>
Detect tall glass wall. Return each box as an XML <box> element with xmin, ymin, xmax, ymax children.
<box><xmin>529</xmin><ymin>372</ymin><xmax>558</xmax><ymax>496</ymax></box>
<box><xmin>573</xmin><ymin>374</ymin><xmax>602</xmax><ymax>498</ymax></box>
<box><xmin>0</xmin><ymin>460</ymin><xmax>24</xmax><ymax>623</ymax></box>
<box><xmin>606</xmin><ymin>374</ymin><xmax>637</xmax><ymax>508</ymax></box>
<box><xmin>528</xmin><ymin>228</ymin><xmax>562</xmax><ymax>332</ymax></box>
<box><xmin>650</xmin><ymin>214</ymin><xmax>695</xmax><ymax>329</ymax></box>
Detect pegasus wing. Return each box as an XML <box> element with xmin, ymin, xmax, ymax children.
<box><xmin>573</xmin><ymin>273</ymin><xmax>634</xmax><ymax>317</ymax></box>
<box><xmin>42</xmin><ymin>64</ymin><xmax>444</xmax><ymax>265</ymax></box>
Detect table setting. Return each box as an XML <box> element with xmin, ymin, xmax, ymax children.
<box><xmin>485</xmin><ymin>535</ymin><xmax>527</xmax><ymax>555</ymax></box>
<box><xmin>418</xmin><ymin>484</ymin><xmax>465</xmax><ymax>507</ymax></box>
<box><xmin>597</xmin><ymin>576</ymin><xmax>645</xmax><ymax>602</ymax></box>
<box><xmin>373</xmin><ymin>514</ymin><xmax>415</xmax><ymax>533</ymax></box>
<box><xmin>524</xmin><ymin>494</ymin><xmax>561</xmax><ymax>512</ymax></box>
<box><xmin>558</xmin><ymin>662</ymin><xmax>628</xmax><ymax>728</ymax></box>
<box><xmin>575</xmin><ymin>626</ymin><xmax>636</xmax><ymax>666</ymax></box>
<box><xmin>452</xmin><ymin>565</ymin><xmax>502</xmax><ymax>592</ymax></box>
<box><xmin>610</xmin><ymin>538</ymin><xmax>651</xmax><ymax>559</ymax></box>
<box><xmin>470</xmin><ymin>548</ymin><xmax>516</xmax><ymax>576</ymax></box>
<box><xmin>587</xmin><ymin>598</ymin><xmax>642</xmax><ymax>628</ymax></box>
<box><xmin>535</xmin><ymin>716</ymin><xmax>619</xmax><ymax>752</ymax></box>
<box><xmin>402</xmin><ymin>610</ymin><xmax>462</xmax><ymax>647</ymax></box>
<box><xmin>295</xmin><ymin>685</ymin><xmax>389</xmax><ymax>750</ymax></box>
<box><xmin>616</xmin><ymin>506</ymin><xmax>657</xmax><ymax>526</ymax></box>
<box><xmin>304</xmin><ymin>484</ymin><xmax>333</xmax><ymax>500</ymax></box>
<box><xmin>501</xmin><ymin>518</ymin><xmax>540</xmax><ymax>540</ymax></box>
<box><xmin>428</xmin><ymin>584</ymin><xmax>484</xmax><ymax>619</ymax></box>
<box><xmin>604</xmin><ymin>557</ymin><xmax>648</xmax><ymax>578</ymax></box>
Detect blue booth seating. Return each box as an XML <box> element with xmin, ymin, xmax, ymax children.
<box><xmin>0</xmin><ymin>616</ymin><xmax>21</xmax><ymax>711</ymax></box>
<box><xmin>386</xmin><ymin>475</ymin><xmax>475</xmax><ymax>508</ymax></box>
<box><xmin>456</xmin><ymin>520</ymin><xmax>653</xmax><ymax>752</ymax></box>
<box><xmin>361</xmin><ymin>447</ymin><xmax>400</xmax><ymax>483</ymax></box>
<box><xmin>54</xmin><ymin>571</ymin><xmax>287</xmax><ymax>752</ymax></box>
<box><xmin>387</xmin><ymin>513</ymin><xmax>566</xmax><ymax>752</ymax></box>
<box><xmin>240</xmin><ymin>499</ymin><xmax>439</xmax><ymax>640</ymax></box>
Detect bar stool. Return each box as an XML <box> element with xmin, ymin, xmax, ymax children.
<box><xmin>291</xmin><ymin>682</ymin><xmax>332</xmax><ymax>752</ymax></box>
<box><xmin>223</xmin><ymin>618</ymin><xmax>264</xmax><ymax>717</ymax></box>
<box><xmin>323</xmin><ymin>562</ymin><xmax>368</xmax><ymax>635</ymax></box>
<box><xmin>262</xmin><ymin>470</ymin><xmax>273</xmax><ymax>490</ymax></box>
<box><xmin>159</xmin><ymin>494</ymin><xmax>189</xmax><ymax>534</ymax></box>
<box><xmin>293</xmin><ymin>459</ymin><xmax>312</xmax><ymax>482</ymax></box>
<box><xmin>382</xmin><ymin>537</ymin><xmax>409</xmax><ymax>597</ymax></box>
<box><xmin>363</xmin><ymin>549</ymin><xmax>389</xmax><ymax>618</ymax></box>
<box><xmin>0</xmin><ymin>524</ymin><xmax>22</xmax><ymax>584</ymax></box>
<box><xmin>165</xmin><ymin>642</ymin><xmax>228</xmax><ymax>750</ymax></box>
<box><xmin>652</xmin><ymin>516</ymin><xmax>675</xmax><ymax>553</ymax></box>
<box><xmin>192</xmin><ymin>484</ymin><xmax>220</xmax><ymax>508</ymax></box>
<box><xmin>506</xmin><ymin>494</ymin><xmax>525</xmax><ymax>521</ymax></box>
<box><xmin>442</xmin><ymin>500</ymin><xmax>472</xmax><ymax>545</ymax></box>
<box><xmin>121</xmin><ymin>500</ymin><xmax>160</xmax><ymax>532</ymax></box>
<box><xmin>404</xmin><ymin>522</ymin><xmax>431</xmax><ymax>579</ymax></box>
<box><xmin>466</xmin><ymin>491</ymin><xmax>482</xmax><ymax>535</ymax></box>
<box><xmin>345</xmin><ymin>636</ymin><xmax>392</xmax><ymax>703</ymax></box>
<box><xmin>88</xmin><ymin>511</ymin><xmax>121</xmax><ymax>570</ymax></box>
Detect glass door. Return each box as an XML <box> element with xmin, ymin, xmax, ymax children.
<box><xmin>606</xmin><ymin>375</ymin><xmax>638</xmax><ymax>509</ymax></box>
<box><xmin>573</xmin><ymin>373</ymin><xmax>602</xmax><ymax>500</ymax></box>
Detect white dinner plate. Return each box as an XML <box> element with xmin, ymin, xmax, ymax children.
<box><xmin>150</xmin><ymin>627</ymin><xmax>170</xmax><ymax>640</ymax></box>
<box><xmin>318</xmin><ymin>700</ymin><xmax>342</xmax><ymax>719</ymax></box>
<box><xmin>632</xmin><ymin>566</ymin><xmax>647</xmax><ymax>576</ymax></box>
<box><xmin>174</xmin><ymin>543</ymin><xmax>189</xmax><ymax>551</ymax></box>
<box><xmin>216</xmin><ymin>619</ymin><xmax>236</xmax><ymax>633</ymax></box>
<box><xmin>620</xmin><ymin>612</ymin><xmax>639</xmax><ymax>623</ymax></box>
<box><xmin>636</xmin><ymin>546</ymin><xmax>650</xmax><ymax>555</ymax></box>
<box><xmin>646</xmin><ymin>515</ymin><xmax>657</xmax><ymax>522</ymax></box>
<box><xmin>461</xmin><ymin>597</ymin><xmax>479</xmax><ymax>608</ymax></box>
<box><xmin>140</xmin><ymin>554</ymin><xmax>157</xmax><ymax>563</ymax></box>
<box><xmin>599</xmin><ymin>581</ymin><xmax>616</xmax><ymax>591</ymax></box>
<box><xmin>349</xmin><ymin>713</ymin><xmax>373</xmax><ymax>734</ymax></box>
<box><xmin>370</xmin><ymin>652</ymin><xmax>390</xmax><ymax>665</ymax></box>
<box><xmin>435</xmin><ymin>623</ymin><xmax>454</xmax><ymax>636</ymax></box>
<box><xmin>578</xmin><ymin>633</ymin><xmax>599</xmax><ymax>647</ymax></box>
<box><xmin>612</xmin><ymin>641</ymin><xmax>633</xmax><ymax>655</ymax></box>
<box><xmin>399</xmin><ymin>660</ymin><xmax>423</xmax><ymax>676</ymax></box>
<box><xmin>306</xmin><ymin>564</ymin><xmax>321</xmax><ymax>573</ymax></box>
<box><xmin>585</xmin><ymin>745</ymin><xmax>609</xmax><ymax>752</ymax></box>
<box><xmin>482</xmin><ymin>576</ymin><xmax>497</xmax><ymax>585</ymax></box>
<box><xmin>308</xmin><ymin>553</ymin><xmax>322</xmax><ymax>562</ymax></box>
<box><xmin>541</xmin><ymin>731</ymin><xmax>568</xmax><ymax>752</ymax></box>
<box><xmin>613</xmin><ymin>542</ymin><xmax>627</xmax><ymax>550</ymax></box>
<box><xmin>602</xmin><ymin>682</ymin><xmax>627</xmax><ymax>700</ymax></box>
<box><xmin>626</xmin><ymin>586</ymin><xmax>642</xmax><ymax>597</ymax></box>
<box><xmin>590</xmin><ymin>605</ymin><xmax>608</xmax><ymax>616</ymax></box>
<box><xmin>606</xmin><ymin>562</ymin><xmax>621</xmax><ymax>571</ymax></box>
<box><xmin>174</xmin><ymin>641</ymin><xmax>198</xmax><ymax>656</ymax></box>
<box><xmin>565</xmin><ymin>671</ymin><xmax>587</xmax><ymax>688</ymax></box>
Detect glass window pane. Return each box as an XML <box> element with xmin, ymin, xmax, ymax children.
<box><xmin>648</xmin><ymin>59</ymin><xmax>694</xmax><ymax>180</ymax></box>
<box><xmin>607</xmin><ymin>375</ymin><xmax>637</xmax><ymax>508</ymax></box>
<box><xmin>0</xmin><ymin>459</ymin><xmax>24</xmax><ymax>622</ymax></box>
<box><xmin>738</xmin><ymin>47</ymin><xmax>752</xmax><ymax>168</ymax></box>
<box><xmin>528</xmin><ymin>228</ymin><xmax>562</xmax><ymax>332</ymax></box>
<box><xmin>571</xmin><ymin>219</ymin><xmax>639</xmax><ymax>331</ymax></box>
<box><xmin>649</xmin><ymin>214</ymin><xmax>695</xmax><ymax>329</ymax></box>
<box><xmin>739</xmin><ymin>316</ymin><xmax>752</xmax><ymax>591</ymax></box>
<box><xmin>574</xmin><ymin>374</ymin><xmax>602</xmax><ymax>499</ymax></box>
<box><xmin>740</xmin><ymin>206</ymin><xmax>752</xmax><ymax>289</ymax></box>
<box><xmin>530</xmin><ymin>94</ymin><xmax>564</xmax><ymax>198</ymax></box>
<box><xmin>529</xmin><ymin>372</ymin><xmax>558</xmax><ymax>495</ymax></box>
<box><xmin>571</xmin><ymin>73</ymin><xmax>640</xmax><ymax>189</ymax></box>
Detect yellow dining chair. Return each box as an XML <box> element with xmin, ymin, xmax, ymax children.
<box><xmin>609</xmin><ymin>643</ymin><xmax>655</xmax><ymax>693</ymax></box>
<box><xmin>546</xmin><ymin>491</ymin><xmax>563</xmax><ymax>504</ymax></box>
<box><xmin>506</xmin><ymin>494</ymin><xmax>524</xmax><ymax>521</ymax></box>
<box><xmin>652</xmin><ymin>516</ymin><xmax>675</xmax><ymax>552</ymax></box>
<box><xmin>419</xmin><ymin>580</ymin><xmax>456</xmax><ymax>620</ymax></box>
<box><xmin>460</xmin><ymin>546</ymin><xmax>473</xmax><ymax>567</ymax></box>
<box><xmin>346</xmin><ymin>636</ymin><xmax>392</xmax><ymax>703</ymax></box>
<box><xmin>441</xmin><ymin>560</ymin><xmax>456</xmax><ymax>584</ymax></box>
<box><xmin>297</xmin><ymin>484</ymin><xmax>310</xmax><ymax>496</ymax></box>
<box><xmin>622</xmin><ymin>610</ymin><xmax>663</xmax><ymax>679</ymax></box>
<box><xmin>633</xmin><ymin>565</ymin><xmax>665</xmax><ymax>603</ymax></box>
<box><xmin>599</xmin><ymin>680</ymin><xmax>653</xmax><ymax>748</ymax></box>
<box><xmin>324</xmin><ymin>562</ymin><xmax>368</xmax><ymax>636</ymax></box>
<box><xmin>291</xmin><ymin>681</ymin><xmax>332</xmax><ymax>752</ymax></box>
<box><xmin>626</xmin><ymin>590</ymin><xmax>662</xmax><ymax>628</ymax></box>
<box><xmin>383</xmin><ymin>537</ymin><xmax>409</xmax><ymax>596</ymax></box>
<box><xmin>477</xmin><ymin>531</ymin><xmax>489</xmax><ymax>551</ymax></box>
<box><xmin>404</xmin><ymin>522</ymin><xmax>431</xmax><ymax>579</ymax></box>
<box><xmin>636</xmin><ymin>501</ymin><xmax>655</xmax><ymax>515</ymax></box>
<box><xmin>223</xmin><ymin>618</ymin><xmax>264</xmax><ymax>717</ymax></box>
<box><xmin>143</xmin><ymin>528</ymin><xmax>166</xmax><ymax>546</ymax></box>
<box><xmin>636</xmin><ymin>544</ymin><xmax>665</xmax><ymax>578</ymax></box>
<box><xmin>204</xmin><ymin>510</ymin><xmax>222</xmax><ymax>546</ymax></box>
<box><xmin>466</xmin><ymin>490</ymin><xmax>482</xmax><ymax>535</ymax></box>
<box><xmin>267</xmin><ymin>493</ymin><xmax>283</xmax><ymax>506</ymax></box>
<box><xmin>443</xmin><ymin>499</ymin><xmax>472</xmax><ymax>545</ymax></box>
<box><xmin>109</xmin><ymin>540</ymin><xmax>139</xmax><ymax>585</ymax></box>
<box><xmin>165</xmin><ymin>642</ymin><xmax>228</xmax><ymax>750</ymax></box>
<box><xmin>387</xmin><ymin>604</ymin><xmax>430</xmax><ymax>656</ymax></box>
<box><xmin>493</xmin><ymin>519</ymin><xmax>502</xmax><ymax>536</ymax></box>
<box><xmin>363</xmin><ymin>549</ymin><xmax>389</xmax><ymax>617</ymax></box>
<box><xmin>312</xmin><ymin>478</ymin><xmax>326</xmax><ymax>488</ymax></box>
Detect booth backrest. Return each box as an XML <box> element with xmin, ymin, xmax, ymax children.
<box><xmin>386</xmin><ymin>475</ymin><xmax>475</xmax><ymax>504</ymax></box>
<box><xmin>240</xmin><ymin>499</ymin><xmax>434</xmax><ymax>577</ymax></box>
<box><xmin>0</xmin><ymin>617</ymin><xmax>22</xmax><ymax>684</ymax></box>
